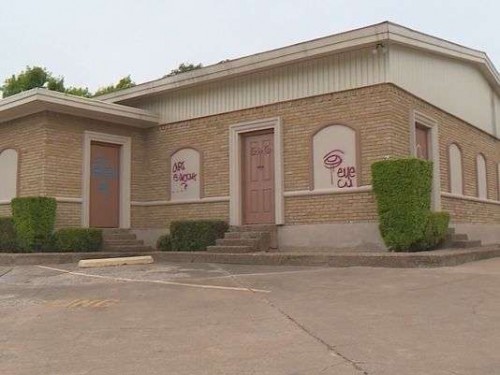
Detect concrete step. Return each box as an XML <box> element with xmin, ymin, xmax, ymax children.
<box><xmin>230</xmin><ymin>225</ymin><xmax>276</xmax><ymax>232</ymax></box>
<box><xmin>206</xmin><ymin>245</ymin><xmax>254</xmax><ymax>253</ymax></box>
<box><xmin>102</xmin><ymin>233</ymin><xmax>137</xmax><ymax>241</ymax></box>
<box><xmin>448</xmin><ymin>233</ymin><xmax>469</xmax><ymax>241</ymax></box>
<box><xmin>103</xmin><ymin>239</ymin><xmax>144</xmax><ymax>246</ymax></box>
<box><xmin>216</xmin><ymin>238</ymin><xmax>259</xmax><ymax>247</ymax></box>
<box><xmin>102</xmin><ymin>229</ymin><xmax>132</xmax><ymax>235</ymax></box>
<box><xmin>452</xmin><ymin>240</ymin><xmax>482</xmax><ymax>249</ymax></box>
<box><xmin>224</xmin><ymin>231</ymin><xmax>265</xmax><ymax>240</ymax></box>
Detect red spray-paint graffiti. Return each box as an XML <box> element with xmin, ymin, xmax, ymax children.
<box><xmin>172</xmin><ymin>160</ymin><xmax>197</xmax><ymax>190</ymax></box>
<box><xmin>322</xmin><ymin>149</ymin><xmax>356</xmax><ymax>188</ymax></box>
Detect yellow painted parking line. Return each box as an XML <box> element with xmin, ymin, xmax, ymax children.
<box><xmin>37</xmin><ymin>265</ymin><xmax>270</xmax><ymax>294</ymax></box>
<box><xmin>47</xmin><ymin>299</ymin><xmax>118</xmax><ymax>309</ymax></box>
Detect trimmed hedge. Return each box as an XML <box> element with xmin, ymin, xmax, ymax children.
<box><xmin>157</xmin><ymin>234</ymin><xmax>172</xmax><ymax>251</ymax></box>
<box><xmin>170</xmin><ymin>220</ymin><xmax>229</xmax><ymax>251</ymax></box>
<box><xmin>54</xmin><ymin>228</ymin><xmax>103</xmax><ymax>252</ymax></box>
<box><xmin>372</xmin><ymin>158</ymin><xmax>445</xmax><ymax>252</ymax></box>
<box><xmin>0</xmin><ymin>217</ymin><xmax>18</xmax><ymax>252</ymax></box>
<box><xmin>11</xmin><ymin>197</ymin><xmax>57</xmax><ymax>251</ymax></box>
<box><xmin>412</xmin><ymin>212</ymin><xmax>451</xmax><ymax>251</ymax></box>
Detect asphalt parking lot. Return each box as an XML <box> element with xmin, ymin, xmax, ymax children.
<box><xmin>1</xmin><ymin>258</ymin><xmax>500</xmax><ymax>375</ymax></box>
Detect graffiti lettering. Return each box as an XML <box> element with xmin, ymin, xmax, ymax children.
<box><xmin>251</xmin><ymin>144</ymin><xmax>272</xmax><ymax>156</ymax></box>
<box><xmin>322</xmin><ymin>149</ymin><xmax>356</xmax><ymax>188</ymax></box>
<box><xmin>172</xmin><ymin>160</ymin><xmax>197</xmax><ymax>191</ymax></box>
<box><xmin>172</xmin><ymin>161</ymin><xmax>185</xmax><ymax>173</ymax></box>
<box><xmin>337</xmin><ymin>166</ymin><xmax>356</xmax><ymax>188</ymax></box>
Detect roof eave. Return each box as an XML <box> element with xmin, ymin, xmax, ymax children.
<box><xmin>0</xmin><ymin>89</ymin><xmax>160</xmax><ymax>128</ymax></box>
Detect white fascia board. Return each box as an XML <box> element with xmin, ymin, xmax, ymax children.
<box><xmin>0</xmin><ymin>88</ymin><xmax>159</xmax><ymax>126</ymax></box>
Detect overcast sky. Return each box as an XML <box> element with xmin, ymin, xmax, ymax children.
<box><xmin>1</xmin><ymin>0</ymin><xmax>498</xmax><ymax>92</ymax></box>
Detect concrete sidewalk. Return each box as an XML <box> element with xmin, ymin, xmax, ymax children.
<box><xmin>1</xmin><ymin>245</ymin><xmax>499</xmax><ymax>268</ymax></box>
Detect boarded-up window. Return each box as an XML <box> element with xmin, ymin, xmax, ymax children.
<box><xmin>170</xmin><ymin>148</ymin><xmax>200</xmax><ymax>201</ymax></box>
<box><xmin>313</xmin><ymin>125</ymin><xmax>357</xmax><ymax>190</ymax></box>
<box><xmin>476</xmin><ymin>154</ymin><xmax>487</xmax><ymax>199</ymax></box>
<box><xmin>415</xmin><ymin>124</ymin><xmax>430</xmax><ymax>160</ymax></box>
<box><xmin>448</xmin><ymin>144</ymin><xmax>463</xmax><ymax>195</ymax></box>
<box><xmin>0</xmin><ymin>149</ymin><xmax>18</xmax><ymax>201</ymax></box>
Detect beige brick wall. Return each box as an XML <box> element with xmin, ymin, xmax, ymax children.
<box><xmin>0</xmin><ymin>113</ymin><xmax>47</xmax><ymax>197</ymax></box>
<box><xmin>285</xmin><ymin>192</ymin><xmax>378</xmax><ymax>224</ymax></box>
<box><xmin>388</xmin><ymin>85</ymin><xmax>500</xmax><ymax>224</ymax></box>
<box><xmin>0</xmin><ymin>205</ymin><xmax>11</xmax><ymax>216</ymax></box>
<box><xmin>136</xmin><ymin>84</ymin><xmax>398</xmax><ymax>228</ymax></box>
<box><xmin>55</xmin><ymin>202</ymin><xmax>81</xmax><ymax>228</ymax></box>
<box><xmin>132</xmin><ymin>202</ymin><xmax>228</xmax><ymax>229</ymax></box>
<box><xmin>2</xmin><ymin>84</ymin><xmax>497</xmax><ymax>231</ymax></box>
<box><xmin>442</xmin><ymin>196</ymin><xmax>500</xmax><ymax>224</ymax></box>
<box><xmin>44</xmin><ymin>112</ymin><xmax>147</xmax><ymax>201</ymax></box>
<box><xmin>43</xmin><ymin>112</ymin><xmax>148</xmax><ymax>227</ymax></box>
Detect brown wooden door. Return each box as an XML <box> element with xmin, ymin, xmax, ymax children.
<box><xmin>415</xmin><ymin>125</ymin><xmax>430</xmax><ymax>160</ymax></box>
<box><xmin>242</xmin><ymin>131</ymin><xmax>275</xmax><ymax>224</ymax></box>
<box><xmin>90</xmin><ymin>142</ymin><xmax>120</xmax><ymax>228</ymax></box>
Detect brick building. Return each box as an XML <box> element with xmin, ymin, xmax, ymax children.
<box><xmin>1</xmin><ymin>22</ymin><xmax>499</xmax><ymax>251</ymax></box>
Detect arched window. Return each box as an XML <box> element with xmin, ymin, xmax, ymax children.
<box><xmin>313</xmin><ymin>125</ymin><xmax>357</xmax><ymax>190</ymax></box>
<box><xmin>448</xmin><ymin>143</ymin><xmax>463</xmax><ymax>195</ymax></box>
<box><xmin>170</xmin><ymin>148</ymin><xmax>201</xmax><ymax>201</ymax></box>
<box><xmin>0</xmin><ymin>149</ymin><xmax>18</xmax><ymax>202</ymax></box>
<box><xmin>476</xmin><ymin>154</ymin><xmax>487</xmax><ymax>199</ymax></box>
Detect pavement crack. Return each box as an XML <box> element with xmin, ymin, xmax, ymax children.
<box><xmin>0</xmin><ymin>268</ymin><xmax>13</xmax><ymax>279</ymax></box>
<box><xmin>209</xmin><ymin>264</ymin><xmax>370</xmax><ymax>375</ymax></box>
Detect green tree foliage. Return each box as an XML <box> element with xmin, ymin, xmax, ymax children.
<box><xmin>1</xmin><ymin>66</ymin><xmax>134</xmax><ymax>98</ymax></box>
<box><xmin>1</xmin><ymin>66</ymin><xmax>65</xmax><ymax>98</ymax></box>
<box><xmin>65</xmin><ymin>86</ymin><xmax>92</xmax><ymax>98</ymax></box>
<box><xmin>165</xmin><ymin>62</ymin><xmax>203</xmax><ymax>77</ymax></box>
<box><xmin>93</xmin><ymin>75</ymin><xmax>136</xmax><ymax>97</ymax></box>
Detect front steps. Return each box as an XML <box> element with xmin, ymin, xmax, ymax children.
<box><xmin>444</xmin><ymin>228</ymin><xmax>482</xmax><ymax>249</ymax></box>
<box><xmin>102</xmin><ymin>229</ymin><xmax>153</xmax><ymax>253</ymax></box>
<box><xmin>207</xmin><ymin>225</ymin><xmax>277</xmax><ymax>253</ymax></box>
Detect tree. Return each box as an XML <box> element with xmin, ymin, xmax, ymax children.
<box><xmin>165</xmin><ymin>62</ymin><xmax>203</xmax><ymax>77</ymax></box>
<box><xmin>1</xmin><ymin>66</ymin><xmax>134</xmax><ymax>99</ymax></box>
<box><xmin>93</xmin><ymin>75</ymin><xmax>136</xmax><ymax>97</ymax></box>
<box><xmin>1</xmin><ymin>66</ymin><xmax>65</xmax><ymax>98</ymax></box>
<box><xmin>65</xmin><ymin>86</ymin><xmax>92</xmax><ymax>98</ymax></box>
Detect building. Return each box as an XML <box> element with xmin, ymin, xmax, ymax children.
<box><xmin>0</xmin><ymin>22</ymin><xmax>499</xmax><ymax>251</ymax></box>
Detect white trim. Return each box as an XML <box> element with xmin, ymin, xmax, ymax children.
<box><xmin>55</xmin><ymin>197</ymin><xmax>83</xmax><ymax>203</ymax></box>
<box><xmin>229</xmin><ymin>117</ymin><xmax>284</xmax><ymax>226</ymax></box>
<box><xmin>0</xmin><ymin>200</ymin><xmax>11</xmax><ymax>205</ymax></box>
<box><xmin>411</xmin><ymin>111</ymin><xmax>441</xmax><ymax>211</ymax></box>
<box><xmin>82</xmin><ymin>131</ymin><xmax>131</xmax><ymax>228</ymax></box>
<box><xmin>131</xmin><ymin>196</ymin><xmax>230</xmax><ymax>206</ymax></box>
<box><xmin>284</xmin><ymin>185</ymin><xmax>372</xmax><ymax>198</ymax></box>
<box><xmin>441</xmin><ymin>192</ymin><xmax>500</xmax><ymax>206</ymax></box>
<box><xmin>0</xmin><ymin>88</ymin><xmax>159</xmax><ymax>127</ymax></box>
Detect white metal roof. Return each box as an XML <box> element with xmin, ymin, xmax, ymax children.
<box><xmin>97</xmin><ymin>21</ymin><xmax>500</xmax><ymax>103</ymax></box>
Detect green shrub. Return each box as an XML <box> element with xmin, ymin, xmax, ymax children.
<box><xmin>372</xmin><ymin>158</ymin><xmax>433</xmax><ymax>252</ymax></box>
<box><xmin>54</xmin><ymin>228</ymin><xmax>103</xmax><ymax>252</ymax></box>
<box><xmin>11</xmin><ymin>197</ymin><xmax>57</xmax><ymax>251</ymax></box>
<box><xmin>170</xmin><ymin>220</ymin><xmax>229</xmax><ymax>251</ymax></box>
<box><xmin>412</xmin><ymin>212</ymin><xmax>450</xmax><ymax>251</ymax></box>
<box><xmin>0</xmin><ymin>217</ymin><xmax>18</xmax><ymax>252</ymax></box>
<box><xmin>157</xmin><ymin>234</ymin><xmax>172</xmax><ymax>251</ymax></box>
